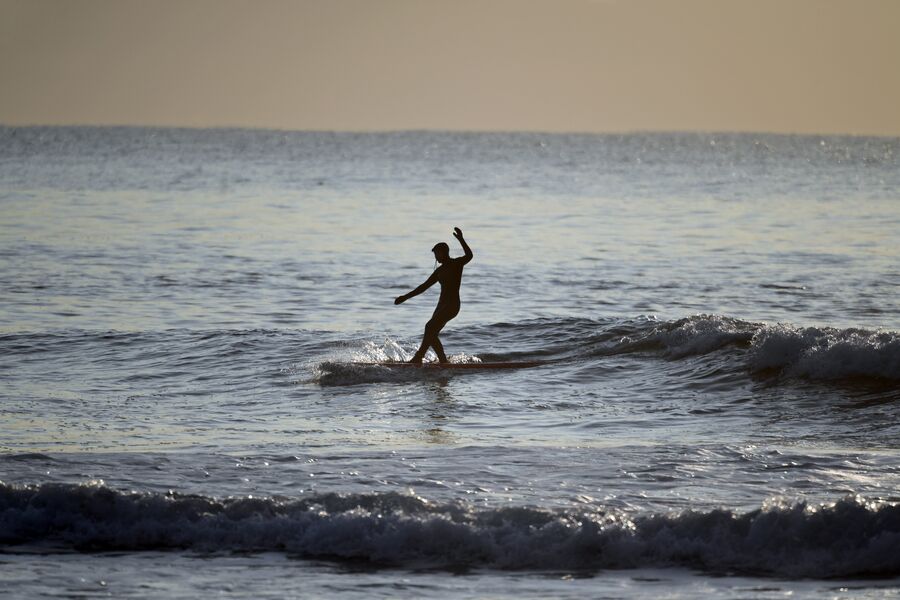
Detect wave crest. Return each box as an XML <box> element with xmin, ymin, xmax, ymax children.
<box><xmin>624</xmin><ymin>315</ymin><xmax>756</xmax><ymax>358</ymax></box>
<box><xmin>607</xmin><ymin>315</ymin><xmax>899</xmax><ymax>382</ymax></box>
<box><xmin>749</xmin><ymin>325</ymin><xmax>900</xmax><ymax>381</ymax></box>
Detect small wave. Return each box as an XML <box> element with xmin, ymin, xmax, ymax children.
<box><xmin>312</xmin><ymin>316</ymin><xmax>900</xmax><ymax>385</ymax></box>
<box><xmin>2</xmin><ymin>482</ymin><xmax>899</xmax><ymax>577</ymax></box>
<box><xmin>749</xmin><ymin>325</ymin><xmax>900</xmax><ymax>381</ymax></box>
<box><xmin>3</xmin><ymin>453</ymin><xmax>56</xmax><ymax>462</ymax></box>
<box><xmin>600</xmin><ymin>315</ymin><xmax>899</xmax><ymax>382</ymax></box>
<box><xmin>619</xmin><ymin>314</ymin><xmax>756</xmax><ymax>359</ymax></box>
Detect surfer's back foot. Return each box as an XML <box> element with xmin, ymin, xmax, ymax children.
<box><xmin>408</xmin><ymin>356</ymin><xmax>423</xmax><ymax>364</ymax></box>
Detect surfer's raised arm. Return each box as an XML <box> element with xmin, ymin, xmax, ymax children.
<box><xmin>394</xmin><ymin>270</ymin><xmax>439</xmax><ymax>305</ymax></box>
<box><xmin>453</xmin><ymin>227</ymin><xmax>473</xmax><ymax>264</ymax></box>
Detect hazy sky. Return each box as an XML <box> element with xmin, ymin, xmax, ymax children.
<box><xmin>2</xmin><ymin>0</ymin><xmax>899</xmax><ymax>135</ymax></box>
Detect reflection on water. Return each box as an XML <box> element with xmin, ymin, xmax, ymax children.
<box><xmin>422</xmin><ymin>379</ymin><xmax>457</xmax><ymax>444</ymax></box>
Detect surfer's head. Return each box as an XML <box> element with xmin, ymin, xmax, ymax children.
<box><xmin>431</xmin><ymin>242</ymin><xmax>450</xmax><ymax>264</ymax></box>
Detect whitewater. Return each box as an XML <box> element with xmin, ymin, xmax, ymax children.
<box><xmin>1</xmin><ymin>126</ymin><xmax>899</xmax><ymax>598</ymax></box>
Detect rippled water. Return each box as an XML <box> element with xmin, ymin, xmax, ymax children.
<box><xmin>1</xmin><ymin>126</ymin><xmax>899</xmax><ymax>598</ymax></box>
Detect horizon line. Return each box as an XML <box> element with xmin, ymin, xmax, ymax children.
<box><xmin>3</xmin><ymin>122</ymin><xmax>899</xmax><ymax>141</ymax></box>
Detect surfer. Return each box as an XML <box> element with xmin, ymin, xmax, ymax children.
<box><xmin>395</xmin><ymin>227</ymin><xmax>473</xmax><ymax>363</ymax></box>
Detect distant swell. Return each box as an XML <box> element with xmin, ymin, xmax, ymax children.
<box><xmin>2</xmin><ymin>482</ymin><xmax>900</xmax><ymax>577</ymax></box>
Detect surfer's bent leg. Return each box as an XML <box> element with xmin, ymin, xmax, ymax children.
<box><xmin>427</xmin><ymin>320</ymin><xmax>448</xmax><ymax>363</ymax></box>
<box><xmin>410</xmin><ymin>305</ymin><xmax>458</xmax><ymax>363</ymax></box>
<box><xmin>411</xmin><ymin>317</ymin><xmax>448</xmax><ymax>363</ymax></box>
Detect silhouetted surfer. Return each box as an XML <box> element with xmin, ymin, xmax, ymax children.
<box><xmin>395</xmin><ymin>227</ymin><xmax>473</xmax><ymax>363</ymax></box>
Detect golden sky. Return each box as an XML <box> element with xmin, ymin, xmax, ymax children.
<box><xmin>1</xmin><ymin>0</ymin><xmax>898</xmax><ymax>135</ymax></box>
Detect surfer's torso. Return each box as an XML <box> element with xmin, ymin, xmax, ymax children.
<box><xmin>435</xmin><ymin>257</ymin><xmax>466</xmax><ymax>311</ymax></box>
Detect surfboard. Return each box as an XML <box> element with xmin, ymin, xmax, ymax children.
<box><xmin>349</xmin><ymin>361</ymin><xmax>543</xmax><ymax>370</ymax></box>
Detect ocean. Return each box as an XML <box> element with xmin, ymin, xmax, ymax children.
<box><xmin>1</xmin><ymin>126</ymin><xmax>899</xmax><ymax>598</ymax></box>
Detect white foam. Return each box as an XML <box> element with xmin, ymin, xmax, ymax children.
<box><xmin>353</xmin><ymin>339</ymin><xmax>412</xmax><ymax>363</ymax></box>
<box><xmin>310</xmin><ymin>338</ymin><xmax>483</xmax><ymax>384</ymax></box>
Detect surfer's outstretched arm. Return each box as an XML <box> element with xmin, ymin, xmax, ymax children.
<box><xmin>453</xmin><ymin>227</ymin><xmax>473</xmax><ymax>264</ymax></box>
<box><xmin>395</xmin><ymin>270</ymin><xmax>439</xmax><ymax>305</ymax></box>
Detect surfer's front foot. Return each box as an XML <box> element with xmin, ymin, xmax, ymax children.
<box><xmin>408</xmin><ymin>356</ymin><xmax>423</xmax><ymax>364</ymax></box>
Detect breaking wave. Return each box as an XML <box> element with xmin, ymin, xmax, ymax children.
<box><xmin>2</xmin><ymin>482</ymin><xmax>899</xmax><ymax>577</ymax></box>
<box><xmin>311</xmin><ymin>315</ymin><xmax>900</xmax><ymax>385</ymax></box>
<box><xmin>638</xmin><ymin>315</ymin><xmax>900</xmax><ymax>381</ymax></box>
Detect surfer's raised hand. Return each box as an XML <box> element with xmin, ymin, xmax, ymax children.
<box><xmin>454</xmin><ymin>227</ymin><xmax>473</xmax><ymax>263</ymax></box>
<box><xmin>394</xmin><ymin>295</ymin><xmax>407</xmax><ymax>305</ymax></box>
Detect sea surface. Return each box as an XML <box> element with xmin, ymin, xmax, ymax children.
<box><xmin>1</xmin><ymin>126</ymin><xmax>899</xmax><ymax>598</ymax></box>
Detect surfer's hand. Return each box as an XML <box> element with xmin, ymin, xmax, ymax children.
<box><xmin>453</xmin><ymin>227</ymin><xmax>463</xmax><ymax>240</ymax></box>
<box><xmin>394</xmin><ymin>295</ymin><xmax>406</xmax><ymax>305</ymax></box>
